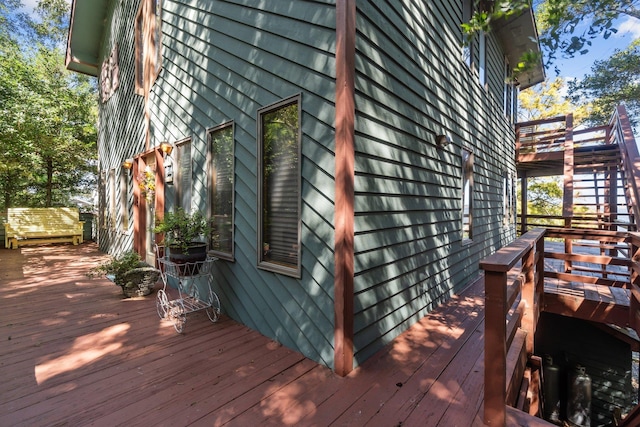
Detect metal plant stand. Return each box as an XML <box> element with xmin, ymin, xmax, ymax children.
<box><xmin>156</xmin><ymin>253</ymin><xmax>221</xmax><ymax>333</ymax></box>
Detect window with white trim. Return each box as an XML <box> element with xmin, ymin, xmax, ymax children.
<box><xmin>462</xmin><ymin>148</ymin><xmax>474</xmax><ymax>242</ymax></box>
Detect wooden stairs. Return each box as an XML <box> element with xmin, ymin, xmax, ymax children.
<box><xmin>480</xmin><ymin>105</ymin><xmax>640</xmax><ymax>427</ymax></box>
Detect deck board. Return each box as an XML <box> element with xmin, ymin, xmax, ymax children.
<box><xmin>0</xmin><ymin>243</ymin><xmax>551</xmax><ymax>426</ymax></box>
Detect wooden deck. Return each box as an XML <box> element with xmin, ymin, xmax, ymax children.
<box><xmin>0</xmin><ymin>243</ymin><xmax>550</xmax><ymax>426</ymax></box>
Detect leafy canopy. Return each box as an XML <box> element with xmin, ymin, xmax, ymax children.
<box><xmin>0</xmin><ymin>0</ymin><xmax>97</xmax><ymax>210</ymax></box>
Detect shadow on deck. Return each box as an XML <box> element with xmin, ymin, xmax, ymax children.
<box><xmin>0</xmin><ymin>243</ymin><xmax>548</xmax><ymax>426</ymax></box>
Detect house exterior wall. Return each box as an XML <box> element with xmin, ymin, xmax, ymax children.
<box><xmin>96</xmin><ymin>0</ymin><xmax>145</xmax><ymax>256</ymax></box>
<box><xmin>352</xmin><ymin>2</ymin><xmax>516</xmax><ymax>363</ymax></box>
<box><xmin>90</xmin><ymin>0</ymin><xmax>518</xmax><ymax>371</ymax></box>
<box><xmin>149</xmin><ymin>0</ymin><xmax>338</xmax><ymax>367</ymax></box>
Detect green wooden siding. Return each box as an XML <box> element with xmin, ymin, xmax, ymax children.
<box><xmin>96</xmin><ymin>0</ymin><xmax>145</xmax><ymax>256</ymax></box>
<box><xmin>149</xmin><ymin>0</ymin><xmax>337</xmax><ymax>367</ymax></box>
<box><xmin>94</xmin><ymin>0</ymin><xmax>523</xmax><ymax>371</ymax></box>
<box><xmin>352</xmin><ymin>1</ymin><xmax>516</xmax><ymax>363</ymax></box>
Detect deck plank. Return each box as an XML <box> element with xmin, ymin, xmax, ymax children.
<box><xmin>0</xmin><ymin>244</ymin><xmax>555</xmax><ymax>426</ymax></box>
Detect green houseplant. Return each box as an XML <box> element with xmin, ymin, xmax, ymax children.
<box><xmin>153</xmin><ymin>208</ymin><xmax>210</xmax><ymax>262</ymax></box>
<box><xmin>88</xmin><ymin>251</ymin><xmax>160</xmax><ymax>298</ymax></box>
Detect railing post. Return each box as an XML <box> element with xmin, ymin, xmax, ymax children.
<box><xmin>630</xmin><ymin>235</ymin><xmax>640</xmax><ymax>333</ymax></box>
<box><xmin>484</xmin><ymin>270</ymin><xmax>507</xmax><ymax>426</ymax></box>
<box><xmin>520</xmin><ymin>174</ymin><xmax>528</xmax><ymax>235</ymax></box>
<box><xmin>522</xmin><ymin>246</ymin><xmax>535</xmax><ymax>356</ymax></box>
<box><xmin>563</xmin><ymin>114</ymin><xmax>574</xmax><ymax>272</ymax></box>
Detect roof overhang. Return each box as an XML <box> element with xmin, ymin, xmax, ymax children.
<box><xmin>493</xmin><ymin>7</ymin><xmax>545</xmax><ymax>90</ymax></box>
<box><xmin>65</xmin><ymin>0</ymin><xmax>109</xmax><ymax>76</ymax></box>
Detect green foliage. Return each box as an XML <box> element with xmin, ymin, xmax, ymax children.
<box><xmin>568</xmin><ymin>39</ymin><xmax>640</xmax><ymax>128</ymax></box>
<box><xmin>518</xmin><ymin>77</ymin><xmax>591</xmax><ymax>123</ymax></box>
<box><xmin>527</xmin><ymin>177</ymin><xmax>563</xmax><ymax>215</ymax></box>
<box><xmin>87</xmin><ymin>251</ymin><xmax>143</xmax><ymax>286</ymax></box>
<box><xmin>0</xmin><ymin>0</ymin><xmax>97</xmax><ymax>210</ymax></box>
<box><xmin>153</xmin><ymin>208</ymin><xmax>211</xmax><ymax>253</ymax></box>
<box><xmin>535</xmin><ymin>0</ymin><xmax>638</xmax><ymax>67</ymax></box>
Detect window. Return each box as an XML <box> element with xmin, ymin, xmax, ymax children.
<box><xmin>209</xmin><ymin>123</ymin><xmax>234</xmax><ymax>259</ymax></box>
<box><xmin>462</xmin><ymin>0</ymin><xmax>473</xmax><ymax>68</ymax></box>
<box><xmin>462</xmin><ymin>0</ymin><xmax>486</xmax><ymax>87</ymax></box>
<box><xmin>257</xmin><ymin>95</ymin><xmax>301</xmax><ymax>276</ymax></box>
<box><xmin>175</xmin><ymin>138</ymin><xmax>192</xmax><ymax>211</ymax></box>
<box><xmin>120</xmin><ymin>167</ymin><xmax>130</xmax><ymax>231</ymax></box>
<box><xmin>100</xmin><ymin>45</ymin><xmax>119</xmax><ymax>103</ymax></box>
<box><xmin>478</xmin><ymin>32</ymin><xmax>486</xmax><ymax>86</ymax></box>
<box><xmin>134</xmin><ymin>0</ymin><xmax>162</xmax><ymax>95</ymax></box>
<box><xmin>462</xmin><ymin>148</ymin><xmax>474</xmax><ymax>242</ymax></box>
<box><xmin>504</xmin><ymin>59</ymin><xmax>511</xmax><ymax>120</ymax></box>
<box><xmin>109</xmin><ymin>169</ymin><xmax>116</xmax><ymax>230</ymax></box>
<box><xmin>503</xmin><ymin>171</ymin><xmax>516</xmax><ymax>227</ymax></box>
<box><xmin>99</xmin><ymin>171</ymin><xmax>106</xmax><ymax>229</ymax></box>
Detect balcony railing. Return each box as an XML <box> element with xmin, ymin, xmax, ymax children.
<box><xmin>480</xmin><ymin>228</ymin><xmax>640</xmax><ymax>426</ymax></box>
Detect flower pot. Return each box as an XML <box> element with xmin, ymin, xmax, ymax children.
<box><xmin>168</xmin><ymin>242</ymin><xmax>207</xmax><ymax>275</ymax></box>
<box><xmin>120</xmin><ymin>266</ymin><xmax>160</xmax><ymax>298</ymax></box>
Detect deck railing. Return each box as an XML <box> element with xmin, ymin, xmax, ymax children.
<box><xmin>481</xmin><ymin>227</ymin><xmax>640</xmax><ymax>426</ymax></box>
<box><xmin>516</xmin><ymin>105</ymin><xmax>640</xmax><ymax>237</ymax></box>
<box><xmin>480</xmin><ymin>228</ymin><xmax>545</xmax><ymax>426</ymax></box>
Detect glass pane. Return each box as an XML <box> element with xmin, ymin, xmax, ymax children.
<box><xmin>210</xmin><ymin>125</ymin><xmax>234</xmax><ymax>255</ymax></box>
<box><xmin>177</xmin><ymin>142</ymin><xmax>191</xmax><ymax>210</ymax></box>
<box><xmin>261</xmin><ymin>102</ymin><xmax>299</xmax><ymax>268</ymax></box>
<box><xmin>462</xmin><ymin>149</ymin><xmax>473</xmax><ymax>241</ymax></box>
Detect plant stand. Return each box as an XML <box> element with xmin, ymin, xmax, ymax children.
<box><xmin>156</xmin><ymin>253</ymin><xmax>221</xmax><ymax>333</ymax></box>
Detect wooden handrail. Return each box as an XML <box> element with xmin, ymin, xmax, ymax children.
<box><xmin>612</xmin><ymin>105</ymin><xmax>640</xmax><ymax>226</ymax></box>
<box><xmin>480</xmin><ymin>228</ymin><xmax>546</xmax><ymax>426</ymax></box>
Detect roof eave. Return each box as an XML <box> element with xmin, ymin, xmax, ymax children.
<box><xmin>65</xmin><ymin>0</ymin><xmax>108</xmax><ymax>77</ymax></box>
<box><xmin>493</xmin><ymin>7</ymin><xmax>546</xmax><ymax>90</ymax></box>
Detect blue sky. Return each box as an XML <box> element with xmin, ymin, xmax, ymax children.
<box><xmin>554</xmin><ymin>16</ymin><xmax>640</xmax><ymax>80</ymax></box>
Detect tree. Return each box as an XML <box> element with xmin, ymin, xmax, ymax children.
<box><xmin>567</xmin><ymin>39</ymin><xmax>640</xmax><ymax>128</ymax></box>
<box><xmin>463</xmin><ymin>0</ymin><xmax>640</xmax><ymax>73</ymax></box>
<box><xmin>0</xmin><ymin>0</ymin><xmax>97</xmax><ymax>209</ymax></box>
<box><xmin>535</xmin><ymin>0</ymin><xmax>640</xmax><ymax>67</ymax></box>
<box><xmin>518</xmin><ymin>76</ymin><xmax>591</xmax><ymax>122</ymax></box>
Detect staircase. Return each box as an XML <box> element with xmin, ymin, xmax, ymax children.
<box><xmin>516</xmin><ymin>106</ymin><xmax>638</xmax><ymax>234</ymax></box>
<box><xmin>511</xmin><ymin>105</ymin><xmax>640</xmax><ymax>426</ymax></box>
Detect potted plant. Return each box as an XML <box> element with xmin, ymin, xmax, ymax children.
<box><xmin>153</xmin><ymin>208</ymin><xmax>210</xmax><ymax>263</ymax></box>
<box><xmin>87</xmin><ymin>251</ymin><xmax>160</xmax><ymax>298</ymax></box>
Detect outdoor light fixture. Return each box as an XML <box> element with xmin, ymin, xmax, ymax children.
<box><xmin>436</xmin><ymin>134</ymin><xmax>451</xmax><ymax>148</ymax></box>
<box><xmin>160</xmin><ymin>141</ymin><xmax>174</xmax><ymax>156</ymax></box>
<box><xmin>122</xmin><ymin>158</ymin><xmax>134</xmax><ymax>169</ymax></box>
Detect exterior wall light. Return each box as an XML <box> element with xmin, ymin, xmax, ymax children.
<box><xmin>436</xmin><ymin>134</ymin><xmax>451</xmax><ymax>148</ymax></box>
<box><xmin>160</xmin><ymin>141</ymin><xmax>174</xmax><ymax>156</ymax></box>
<box><xmin>122</xmin><ymin>158</ymin><xmax>134</xmax><ymax>169</ymax></box>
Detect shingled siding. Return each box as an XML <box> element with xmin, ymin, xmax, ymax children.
<box><xmin>149</xmin><ymin>0</ymin><xmax>337</xmax><ymax>367</ymax></box>
<box><xmin>97</xmin><ymin>0</ymin><xmax>144</xmax><ymax>256</ymax></box>
<box><xmin>352</xmin><ymin>2</ymin><xmax>516</xmax><ymax>363</ymax></box>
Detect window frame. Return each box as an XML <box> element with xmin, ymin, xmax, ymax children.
<box><xmin>257</xmin><ymin>94</ymin><xmax>302</xmax><ymax>278</ymax></box>
<box><xmin>208</xmin><ymin>121</ymin><xmax>235</xmax><ymax>261</ymax></box>
<box><xmin>461</xmin><ymin>147</ymin><xmax>474</xmax><ymax>243</ymax></box>
<box><xmin>134</xmin><ymin>0</ymin><xmax>162</xmax><ymax>96</ymax></box>
<box><xmin>175</xmin><ymin>137</ymin><xmax>192</xmax><ymax>212</ymax></box>
<box><xmin>109</xmin><ymin>168</ymin><xmax>116</xmax><ymax>230</ymax></box>
<box><xmin>478</xmin><ymin>31</ymin><xmax>486</xmax><ymax>87</ymax></box>
<box><xmin>120</xmin><ymin>166</ymin><xmax>130</xmax><ymax>232</ymax></box>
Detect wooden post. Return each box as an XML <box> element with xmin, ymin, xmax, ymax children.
<box><xmin>563</xmin><ymin>114</ymin><xmax>574</xmax><ymax>272</ymax></box>
<box><xmin>484</xmin><ymin>270</ymin><xmax>507</xmax><ymax>426</ymax></box>
<box><xmin>334</xmin><ymin>0</ymin><xmax>356</xmax><ymax>377</ymax></box>
<box><xmin>521</xmin><ymin>245</ymin><xmax>535</xmax><ymax>356</ymax></box>
<box><xmin>520</xmin><ymin>173</ymin><xmax>528</xmax><ymax>235</ymax></box>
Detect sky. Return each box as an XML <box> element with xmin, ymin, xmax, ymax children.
<box><xmin>554</xmin><ymin>15</ymin><xmax>640</xmax><ymax>81</ymax></box>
